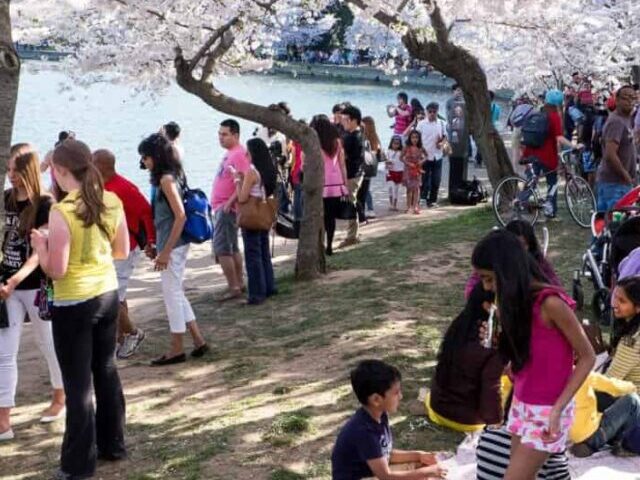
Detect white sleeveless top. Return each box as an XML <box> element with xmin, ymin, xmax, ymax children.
<box><xmin>249</xmin><ymin>165</ymin><xmax>265</xmax><ymax>199</ymax></box>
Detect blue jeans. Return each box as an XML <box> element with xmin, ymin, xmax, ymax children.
<box><xmin>530</xmin><ymin>162</ymin><xmax>558</xmax><ymax>217</ymax></box>
<box><xmin>293</xmin><ymin>184</ymin><xmax>304</xmax><ymax>222</ymax></box>
<box><xmin>596</xmin><ymin>182</ymin><xmax>632</xmax><ymax>212</ymax></box>
<box><xmin>365</xmin><ymin>189</ymin><xmax>374</xmax><ymax>211</ymax></box>
<box><xmin>585</xmin><ymin>393</ymin><xmax>640</xmax><ymax>450</ymax></box>
<box><xmin>241</xmin><ymin>229</ymin><xmax>276</xmax><ymax>304</ymax></box>
<box><xmin>421</xmin><ymin>159</ymin><xmax>443</xmax><ymax>204</ymax></box>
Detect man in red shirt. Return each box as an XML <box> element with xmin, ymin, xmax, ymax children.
<box><xmin>522</xmin><ymin>89</ymin><xmax>581</xmax><ymax>218</ymax></box>
<box><xmin>93</xmin><ymin>149</ymin><xmax>155</xmax><ymax>359</ymax></box>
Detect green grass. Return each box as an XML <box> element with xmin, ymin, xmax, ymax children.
<box><xmin>5</xmin><ymin>204</ymin><xmax>595</xmax><ymax>479</ymax></box>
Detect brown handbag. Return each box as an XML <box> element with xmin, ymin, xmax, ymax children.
<box><xmin>237</xmin><ymin>196</ymin><xmax>278</xmax><ymax>231</ymax></box>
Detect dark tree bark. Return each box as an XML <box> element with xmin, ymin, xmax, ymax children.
<box><xmin>173</xmin><ymin>28</ymin><xmax>326</xmax><ymax>280</ymax></box>
<box><xmin>354</xmin><ymin>0</ymin><xmax>515</xmax><ymax>187</ymax></box>
<box><xmin>0</xmin><ymin>1</ymin><xmax>20</xmax><ymax>232</ymax></box>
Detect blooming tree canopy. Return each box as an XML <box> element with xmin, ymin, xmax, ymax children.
<box><xmin>345</xmin><ymin>0</ymin><xmax>640</xmax><ymax>91</ymax></box>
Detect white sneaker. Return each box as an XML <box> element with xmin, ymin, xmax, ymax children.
<box><xmin>366</xmin><ymin>210</ymin><xmax>377</xmax><ymax>219</ymax></box>
<box><xmin>0</xmin><ymin>429</ymin><xmax>14</xmax><ymax>441</ymax></box>
<box><xmin>117</xmin><ymin>329</ymin><xmax>146</xmax><ymax>359</ymax></box>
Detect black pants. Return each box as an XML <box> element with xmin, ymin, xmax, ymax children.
<box><xmin>323</xmin><ymin>197</ymin><xmax>341</xmax><ymax>254</ymax></box>
<box><xmin>52</xmin><ymin>290</ymin><xmax>126</xmax><ymax>477</ymax></box>
<box><xmin>356</xmin><ymin>177</ymin><xmax>370</xmax><ymax>223</ymax></box>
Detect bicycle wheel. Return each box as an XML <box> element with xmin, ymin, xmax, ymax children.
<box><xmin>565</xmin><ymin>176</ymin><xmax>596</xmax><ymax>228</ymax></box>
<box><xmin>493</xmin><ymin>176</ymin><xmax>540</xmax><ymax>227</ymax></box>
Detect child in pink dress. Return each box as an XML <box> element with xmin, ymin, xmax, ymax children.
<box><xmin>472</xmin><ymin>230</ymin><xmax>595</xmax><ymax>479</ymax></box>
<box><xmin>401</xmin><ymin>131</ymin><xmax>426</xmax><ymax>214</ymax></box>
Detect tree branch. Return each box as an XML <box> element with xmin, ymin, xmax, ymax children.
<box><xmin>200</xmin><ymin>30</ymin><xmax>235</xmax><ymax>82</ymax></box>
<box><xmin>425</xmin><ymin>1</ymin><xmax>449</xmax><ymax>46</ymax></box>
<box><xmin>111</xmin><ymin>0</ymin><xmax>213</xmax><ymax>31</ymax></box>
<box><xmin>345</xmin><ymin>0</ymin><xmax>406</xmax><ymax>30</ymax></box>
<box><xmin>189</xmin><ymin>16</ymin><xmax>240</xmax><ymax>74</ymax></box>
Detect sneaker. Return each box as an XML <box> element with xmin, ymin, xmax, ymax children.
<box><xmin>0</xmin><ymin>429</ymin><xmax>14</xmax><ymax>441</ymax></box>
<box><xmin>117</xmin><ymin>329</ymin><xmax>146</xmax><ymax>359</ymax></box>
<box><xmin>366</xmin><ymin>210</ymin><xmax>377</xmax><ymax>219</ymax></box>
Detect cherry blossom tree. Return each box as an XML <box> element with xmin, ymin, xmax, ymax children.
<box><xmin>7</xmin><ymin>0</ymin><xmax>640</xmax><ymax>274</ymax></box>
<box><xmin>11</xmin><ymin>0</ymin><xmax>337</xmax><ymax>280</ymax></box>
<box><xmin>347</xmin><ymin>0</ymin><xmax>640</xmax><ymax>185</ymax></box>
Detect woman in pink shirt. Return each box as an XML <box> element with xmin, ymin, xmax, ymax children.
<box><xmin>311</xmin><ymin>115</ymin><xmax>347</xmax><ymax>256</ymax></box>
<box><xmin>472</xmin><ymin>230</ymin><xmax>595</xmax><ymax>480</ymax></box>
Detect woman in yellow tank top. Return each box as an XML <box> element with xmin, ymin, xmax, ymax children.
<box><xmin>30</xmin><ymin>139</ymin><xmax>130</xmax><ymax>480</ymax></box>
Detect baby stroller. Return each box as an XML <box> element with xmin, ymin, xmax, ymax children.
<box><xmin>573</xmin><ymin>186</ymin><xmax>640</xmax><ymax>327</ymax></box>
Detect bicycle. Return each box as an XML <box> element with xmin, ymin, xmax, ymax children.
<box><xmin>492</xmin><ymin>149</ymin><xmax>596</xmax><ymax>228</ymax></box>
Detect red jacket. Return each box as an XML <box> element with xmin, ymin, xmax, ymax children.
<box><xmin>104</xmin><ymin>173</ymin><xmax>155</xmax><ymax>250</ymax></box>
<box><xmin>522</xmin><ymin>109</ymin><xmax>563</xmax><ymax>170</ymax></box>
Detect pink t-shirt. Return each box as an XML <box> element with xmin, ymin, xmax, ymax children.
<box><xmin>211</xmin><ymin>144</ymin><xmax>250</xmax><ymax>211</ymax></box>
<box><xmin>323</xmin><ymin>151</ymin><xmax>345</xmax><ymax>198</ymax></box>
<box><xmin>513</xmin><ymin>288</ymin><xmax>575</xmax><ymax>406</ymax></box>
<box><xmin>394</xmin><ymin>104</ymin><xmax>413</xmax><ymax>135</ymax></box>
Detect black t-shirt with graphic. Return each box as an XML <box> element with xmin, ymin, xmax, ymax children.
<box><xmin>1</xmin><ymin>191</ymin><xmax>52</xmax><ymax>290</ymax></box>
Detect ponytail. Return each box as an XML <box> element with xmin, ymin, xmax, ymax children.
<box><xmin>78</xmin><ymin>163</ymin><xmax>110</xmax><ymax>237</ymax></box>
<box><xmin>53</xmin><ymin>139</ymin><xmax>111</xmax><ymax>237</ymax></box>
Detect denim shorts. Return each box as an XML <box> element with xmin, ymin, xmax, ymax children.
<box><xmin>213</xmin><ymin>209</ymin><xmax>239</xmax><ymax>257</ymax></box>
<box><xmin>596</xmin><ymin>182</ymin><xmax>632</xmax><ymax>212</ymax></box>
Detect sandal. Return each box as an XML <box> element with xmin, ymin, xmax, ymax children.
<box><xmin>216</xmin><ymin>289</ymin><xmax>243</xmax><ymax>302</ymax></box>
<box><xmin>150</xmin><ymin>353</ymin><xmax>186</xmax><ymax>366</ymax></box>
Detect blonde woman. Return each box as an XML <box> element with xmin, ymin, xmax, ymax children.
<box><xmin>0</xmin><ymin>145</ymin><xmax>64</xmax><ymax>441</ymax></box>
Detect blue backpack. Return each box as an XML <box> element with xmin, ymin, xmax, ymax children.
<box><xmin>520</xmin><ymin>110</ymin><xmax>549</xmax><ymax>148</ymax></box>
<box><xmin>180</xmin><ymin>179</ymin><xmax>214</xmax><ymax>244</ymax></box>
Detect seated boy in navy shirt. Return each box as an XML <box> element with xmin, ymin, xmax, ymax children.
<box><xmin>331</xmin><ymin>360</ymin><xmax>447</xmax><ymax>479</ymax></box>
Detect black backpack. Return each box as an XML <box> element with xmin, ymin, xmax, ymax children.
<box><xmin>520</xmin><ymin>110</ymin><xmax>549</xmax><ymax>148</ymax></box>
<box><xmin>449</xmin><ymin>177</ymin><xmax>487</xmax><ymax>206</ymax></box>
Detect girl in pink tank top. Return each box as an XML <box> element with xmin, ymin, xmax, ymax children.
<box><xmin>472</xmin><ymin>230</ymin><xmax>595</xmax><ymax>479</ymax></box>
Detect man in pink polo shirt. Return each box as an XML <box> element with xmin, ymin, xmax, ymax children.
<box><xmin>211</xmin><ymin>119</ymin><xmax>250</xmax><ymax>300</ymax></box>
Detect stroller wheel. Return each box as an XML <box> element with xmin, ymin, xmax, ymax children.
<box><xmin>572</xmin><ymin>279</ymin><xmax>584</xmax><ymax>311</ymax></box>
<box><xmin>592</xmin><ymin>288</ymin><xmax>611</xmax><ymax>326</ymax></box>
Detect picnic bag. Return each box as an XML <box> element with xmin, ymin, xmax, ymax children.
<box><xmin>237</xmin><ymin>196</ymin><xmax>278</xmax><ymax>231</ymax></box>
<box><xmin>449</xmin><ymin>177</ymin><xmax>487</xmax><ymax>206</ymax></box>
<box><xmin>335</xmin><ymin>196</ymin><xmax>358</xmax><ymax>220</ymax></box>
<box><xmin>275</xmin><ymin>211</ymin><xmax>299</xmax><ymax>239</ymax></box>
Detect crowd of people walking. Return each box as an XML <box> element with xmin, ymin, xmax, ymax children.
<box><xmin>4</xmin><ymin>70</ymin><xmax>640</xmax><ymax>480</ymax></box>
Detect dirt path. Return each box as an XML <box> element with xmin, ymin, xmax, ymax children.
<box><xmin>2</xmin><ymin>170</ymin><xmax>489</xmax><ymax>480</ymax></box>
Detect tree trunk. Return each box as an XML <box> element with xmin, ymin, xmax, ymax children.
<box><xmin>0</xmin><ymin>1</ymin><xmax>19</xmax><ymax>232</ymax></box>
<box><xmin>174</xmin><ymin>57</ymin><xmax>326</xmax><ymax>280</ymax></box>
<box><xmin>398</xmin><ymin>6</ymin><xmax>514</xmax><ymax>189</ymax></box>
<box><xmin>632</xmin><ymin>65</ymin><xmax>640</xmax><ymax>86</ymax></box>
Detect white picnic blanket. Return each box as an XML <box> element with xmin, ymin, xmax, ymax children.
<box><xmin>440</xmin><ymin>435</ymin><xmax>640</xmax><ymax>479</ymax></box>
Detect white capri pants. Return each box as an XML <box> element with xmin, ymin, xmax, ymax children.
<box><xmin>0</xmin><ymin>289</ymin><xmax>64</xmax><ymax>407</ymax></box>
<box><xmin>160</xmin><ymin>244</ymin><xmax>196</xmax><ymax>334</ymax></box>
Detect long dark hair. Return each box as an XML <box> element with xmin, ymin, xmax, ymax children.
<box><xmin>612</xmin><ymin>276</ymin><xmax>640</xmax><ymax>350</ymax></box>
<box><xmin>471</xmin><ymin>230</ymin><xmax>535</xmax><ymax>372</ymax></box>
<box><xmin>53</xmin><ymin>139</ymin><xmax>111</xmax><ymax>236</ymax></box>
<box><xmin>246</xmin><ymin>138</ymin><xmax>277</xmax><ymax>197</ymax></box>
<box><xmin>138</xmin><ymin>133</ymin><xmax>185</xmax><ymax>187</ymax></box>
<box><xmin>310</xmin><ymin>115</ymin><xmax>340</xmax><ymax>157</ymax></box>
<box><xmin>435</xmin><ymin>281</ymin><xmax>494</xmax><ymax>385</ymax></box>
<box><xmin>505</xmin><ymin>220</ymin><xmax>543</xmax><ymax>263</ymax></box>
<box><xmin>406</xmin><ymin>130</ymin><xmax>423</xmax><ymax>149</ymax></box>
